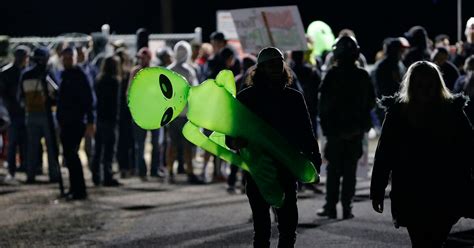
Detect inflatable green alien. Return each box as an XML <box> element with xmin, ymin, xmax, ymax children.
<box><xmin>128</xmin><ymin>67</ymin><xmax>318</xmax><ymax>207</ymax></box>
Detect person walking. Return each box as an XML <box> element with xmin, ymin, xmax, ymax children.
<box><xmin>370</xmin><ymin>61</ymin><xmax>474</xmax><ymax>248</ymax></box>
<box><xmin>227</xmin><ymin>47</ymin><xmax>321</xmax><ymax>248</ymax></box>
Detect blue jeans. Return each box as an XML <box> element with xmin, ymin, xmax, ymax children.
<box><xmin>92</xmin><ymin>121</ymin><xmax>116</xmax><ymax>183</ymax></box>
<box><xmin>133</xmin><ymin>124</ymin><xmax>161</xmax><ymax>177</ymax></box>
<box><xmin>26</xmin><ymin>113</ymin><xmax>59</xmax><ymax>181</ymax></box>
<box><xmin>7</xmin><ymin>115</ymin><xmax>26</xmax><ymax>177</ymax></box>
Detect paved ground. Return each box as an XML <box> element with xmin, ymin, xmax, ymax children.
<box><xmin>0</xmin><ymin>136</ymin><xmax>473</xmax><ymax>247</ymax></box>
<box><xmin>1</xmin><ymin>167</ymin><xmax>473</xmax><ymax>248</ymax></box>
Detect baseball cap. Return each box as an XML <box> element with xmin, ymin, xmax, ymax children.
<box><xmin>257</xmin><ymin>47</ymin><xmax>284</xmax><ymax>65</ymax></box>
<box><xmin>210</xmin><ymin>31</ymin><xmax>226</xmax><ymax>42</ymax></box>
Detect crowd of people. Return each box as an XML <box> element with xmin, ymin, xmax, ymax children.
<box><xmin>0</xmin><ymin>17</ymin><xmax>473</xmax><ymax>247</ymax></box>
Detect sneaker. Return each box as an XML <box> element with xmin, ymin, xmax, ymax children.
<box><xmin>3</xmin><ymin>174</ymin><xmax>19</xmax><ymax>185</ymax></box>
<box><xmin>65</xmin><ymin>192</ymin><xmax>87</xmax><ymax>201</ymax></box>
<box><xmin>103</xmin><ymin>179</ymin><xmax>122</xmax><ymax>187</ymax></box>
<box><xmin>316</xmin><ymin>208</ymin><xmax>337</xmax><ymax>219</ymax></box>
<box><xmin>226</xmin><ymin>186</ymin><xmax>236</xmax><ymax>194</ymax></box>
<box><xmin>343</xmin><ymin>209</ymin><xmax>354</xmax><ymax>219</ymax></box>
<box><xmin>188</xmin><ymin>174</ymin><xmax>204</xmax><ymax>184</ymax></box>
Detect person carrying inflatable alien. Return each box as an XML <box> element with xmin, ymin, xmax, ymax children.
<box><xmin>129</xmin><ymin>46</ymin><xmax>321</xmax><ymax>247</ymax></box>
<box><xmin>128</xmin><ymin>47</ymin><xmax>321</xmax><ymax>208</ymax></box>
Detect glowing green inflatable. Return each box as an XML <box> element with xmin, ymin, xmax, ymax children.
<box><xmin>128</xmin><ymin>67</ymin><xmax>319</xmax><ymax>207</ymax></box>
<box><xmin>307</xmin><ymin>20</ymin><xmax>335</xmax><ymax>58</ymax></box>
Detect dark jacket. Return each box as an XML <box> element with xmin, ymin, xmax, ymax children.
<box><xmin>290</xmin><ymin>61</ymin><xmax>321</xmax><ymax>122</ymax></box>
<box><xmin>0</xmin><ymin>63</ymin><xmax>24</xmax><ymax>117</ymax></box>
<box><xmin>95</xmin><ymin>75</ymin><xmax>120</xmax><ymax>123</ymax></box>
<box><xmin>319</xmin><ymin>64</ymin><xmax>376</xmax><ymax>138</ymax></box>
<box><xmin>370</xmin><ymin>96</ymin><xmax>474</xmax><ymax>225</ymax></box>
<box><xmin>236</xmin><ymin>85</ymin><xmax>321</xmax><ymax>170</ymax></box>
<box><xmin>372</xmin><ymin>57</ymin><xmax>406</xmax><ymax>98</ymax></box>
<box><xmin>56</xmin><ymin>66</ymin><xmax>96</xmax><ymax>125</ymax></box>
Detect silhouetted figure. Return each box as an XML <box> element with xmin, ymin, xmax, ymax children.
<box><xmin>115</xmin><ymin>48</ymin><xmax>135</xmax><ymax>178</ymax></box>
<box><xmin>317</xmin><ymin>36</ymin><xmax>375</xmax><ymax>219</ymax></box>
<box><xmin>19</xmin><ymin>47</ymin><xmax>60</xmax><ymax>184</ymax></box>
<box><xmin>57</xmin><ymin>47</ymin><xmax>96</xmax><ymax>200</ymax></box>
<box><xmin>431</xmin><ymin>47</ymin><xmax>459</xmax><ymax>91</ymax></box>
<box><xmin>453</xmin><ymin>55</ymin><xmax>474</xmax><ymax>124</ymax></box>
<box><xmin>453</xmin><ymin>17</ymin><xmax>474</xmax><ymax>73</ymax></box>
<box><xmin>227</xmin><ymin>47</ymin><xmax>321</xmax><ymax>248</ymax></box>
<box><xmin>370</xmin><ymin>61</ymin><xmax>474</xmax><ymax>248</ymax></box>
<box><xmin>403</xmin><ymin>26</ymin><xmax>431</xmax><ymax>67</ymax></box>
<box><xmin>136</xmin><ymin>28</ymin><xmax>149</xmax><ymax>52</ymax></box>
<box><xmin>91</xmin><ymin>56</ymin><xmax>121</xmax><ymax>186</ymax></box>
<box><xmin>0</xmin><ymin>46</ymin><xmax>29</xmax><ymax>180</ymax></box>
<box><xmin>290</xmin><ymin>50</ymin><xmax>321</xmax><ymax>134</ymax></box>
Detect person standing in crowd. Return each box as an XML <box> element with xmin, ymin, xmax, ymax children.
<box><xmin>289</xmin><ymin>50</ymin><xmax>321</xmax><ymax>134</ymax></box>
<box><xmin>91</xmin><ymin>56</ymin><xmax>121</xmax><ymax>186</ymax></box>
<box><xmin>19</xmin><ymin>47</ymin><xmax>60</xmax><ymax>184</ymax></box>
<box><xmin>453</xmin><ymin>17</ymin><xmax>474</xmax><ymax>73</ymax></box>
<box><xmin>76</xmin><ymin>44</ymin><xmax>97</xmax><ymax>174</ymax></box>
<box><xmin>403</xmin><ymin>26</ymin><xmax>431</xmax><ymax>67</ymax></box>
<box><xmin>372</xmin><ymin>38</ymin><xmax>408</xmax><ymax>99</ymax></box>
<box><xmin>57</xmin><ymin>46</ymin><xmax>96</xmax><ymax>200</ymax></box>
<box><xmin>371</xmin><ymin>61</ymin><xmax>474</xmax><ymax>248</ymax></box>
<box><xmin>431</xmin><ymin>47</ymin><xmax>460</xmax><ymax>91</ymax></box>
<box><xmin>317</xmin><ymin>36</ymin><xmax>376</xmax><ymax>219</ymax></box>
<box><xmin>206</xmin><ymin>32</ymin><xmax>241</xmax><ymax>79</ymax></box>
<box><xmin>115</xmin><ymin>48</ymin><xmax>135</xmax><ymax>178</ymax></box>
<box><xmin>0</xmin><ymin>46</ymin><xmax>29</xmax><ymax>181</ymax></box>
<box><xmin>130</xmin><ymin>47</ymin><xmax>159</xmax><ymax>180</ymax></box>
<box><xmin>371</xmin><ymin>38</ymin><xmax>408</xmax><ymax>128</ymax></box>
<box><xmin>234</xmin><ymin>55</ymin><xmax>256</xmax><ymax>91</ymax></box>
<box><xmin>322</xmin><ymin>29</ymin><xmax>367</xmax><ymax>75</ymax></box>
<box><xmin>227</xmin><ymin>47</ymin><xmax>321</xmax><ymax>248</ymax></box>
<box><xmin>166</xmin><ymin>41</ymin><xmax>201</xmax><ymax>184</ymax></box>
<box><xmin>453</xmin><ymin>55</ymin><xmax>474</xmax><ymax>123</ymax></box>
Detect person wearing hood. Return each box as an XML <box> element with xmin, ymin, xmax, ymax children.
<box><xmin>317</xmin><ymin>36</ymin><xmax>376</xmax><ymax>219</ymax></box>
<box><xmin>370</xmin><ymin>61</ymin><xmax>474</xmax><ymax>247</ymax></box>
<box><xmin>403</xmin><ymin>26</ymin><xmax>431</xmax><ymax>67</ymax></box>
<box><xmin>166</xmin><ymin>40</ymin><xmax>201</xmax><ymax>184</ymax></box>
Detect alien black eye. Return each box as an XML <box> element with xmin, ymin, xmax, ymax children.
<box><xmin>161</xmin><ymin>107</ymin><xmax>174</xmax><ymax>126</ymax></box>
<box><xmin>160</xmin><ymin>74</ymin><xmax>173</xmax><ymax>99</ymax></box>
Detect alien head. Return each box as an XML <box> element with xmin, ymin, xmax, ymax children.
<box><xmin>128</xmin><ymin>67</ymin><xmax>190</xmax><ymax>130</ymax></box>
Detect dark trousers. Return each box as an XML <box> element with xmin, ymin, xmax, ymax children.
<box><xmin>117</xmin><ymin>119</ymin><xmax>134</xmax><ymax>173</ymax></box>
<box><xmin>92</xmin><ymin>121</ymin><xmax>116</xmax><ymax>183</ymax></box>
<box><xmin>406</xmin><ymin>216</ymin><xmax>458</xmax><ymax>248</ymax></box>
<box><xmin>246</xmin><ymin>171</ymin><xmax>298</xmax><ymax>248</ymax></box>
<box><xmin>324</xmin><ymin>135</ymin><xmax>362</xmax><ymax>212</ymax></box>
<box><xmin>60</xmin><ymin>123</ymin><xmax>86</xmax><ymax>196</ymax></box>
<box><xmin>227</xmin><ymin>164</ymin><xmax>241</xmax><ymax>187</ymax></box>
<box><xmin>7</xmin><ymin>116</ymin><xmax>26</xmax><ymax>176</ymax></box>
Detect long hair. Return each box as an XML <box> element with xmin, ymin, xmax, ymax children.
<box><xmin>398</xmin><ymin>61</ymin><xmax>453</xmax><ymax>104</ymax></box>
<box><xmin>98</xmin><ymin>55</ymin><xmax>122</xmax><ymax>82</ymax></box>
<box><xmin>245</xmin><ymin>62</ymin><xmax>293</xmax><ymax>88</ymax></box>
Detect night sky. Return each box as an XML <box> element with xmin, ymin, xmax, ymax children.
<box><xmin>1</xmin><ymin>0</ymin><xmax>473</xmax><ymax>62</ymax></box>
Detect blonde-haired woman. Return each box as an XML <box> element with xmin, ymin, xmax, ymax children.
<box><xmin>370</xmin><ymin>61</ymin><xmax>474</xmax><ymax>247</ymax></box>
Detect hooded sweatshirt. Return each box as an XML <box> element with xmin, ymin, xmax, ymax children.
<box><xmin>168</xmin><ymin>41</ymin><xmax>198</xmax><ymax>117</ymax></box>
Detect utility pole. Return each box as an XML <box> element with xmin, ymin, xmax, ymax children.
<box><xmin>161</xmin><ymin>0</ymin><xmax>173</xmax><ymax>33</ymax></box>
<box><xmin>457</xmin><ymin>0</ymin><xmax>462</xmax><ymax>42</ymax></box>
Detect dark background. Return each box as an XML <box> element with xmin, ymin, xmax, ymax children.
<box><xmin>1</xmin><ymin>0</ymin><xmax>473</xmax><ymax>63</ymax></box>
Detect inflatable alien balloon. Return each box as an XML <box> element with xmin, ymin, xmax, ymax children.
<box><xmin>307</xmin><ymin>20</ymin><xmax>336</xmax><ymax>59</ymax></box>
<box><xmin>128</xmin><ymin>67</ymin><xmax>319</xmax><ymax>207</ymax></box>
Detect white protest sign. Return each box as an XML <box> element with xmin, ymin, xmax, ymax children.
<box><xmin>230</xmin><ymin>6</ymin><xmax>307</xmax><ymax>54</ymax></box>
<box><xmin>217</xmin><ymin>11</ymin><xmax>239</xmax><ymax>40</ymax></box>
